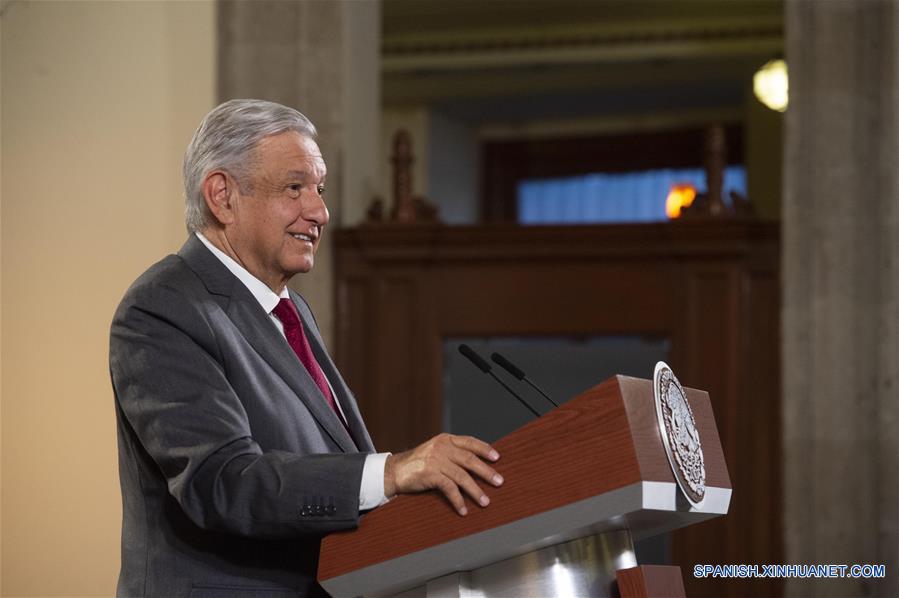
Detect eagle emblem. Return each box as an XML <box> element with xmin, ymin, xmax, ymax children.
<box><xmin>653</xmin><ymin>362</ymin><xmax>706</xmax><ymax>507</ymax></box>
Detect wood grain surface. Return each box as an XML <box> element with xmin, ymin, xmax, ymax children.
<box><xmin>616</xmin><ymin>565</ymin><xmax>687</xmax><ymax>598</ymax></box>
<box><xmin>319</xmin><ymin>376</ymin><xmax>641</xmax><ymax>580</ymax></box>
<box><xmin>319</xmin><ymin>375</ymin><xmax>732</xmax><ymax>583</ymax></box>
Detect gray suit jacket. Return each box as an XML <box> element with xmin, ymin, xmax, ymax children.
<box><xmin>110</xmin><ymin>235</ymin><xmax>375</xmax><ymax>597</ymax></box>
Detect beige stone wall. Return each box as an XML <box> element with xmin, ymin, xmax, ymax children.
<box><xmin>783</xmin><ymin>1</ymin><xmax>899</xmax><ymax>596</ymax></box>
<box><xmin>217</xmin><ymin>0</ymin><xmax>380</xmax><ymax>348</ymax></box>
<box><xmin>1</xmin><ymin>1</ymin><xmax>215</xmax><ymax>594</ymax></box>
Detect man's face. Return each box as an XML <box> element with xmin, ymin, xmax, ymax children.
<box><xmin>226</xmin><ymin>131</ymin><xmax>329</xmax><ymax>291</ymax></box>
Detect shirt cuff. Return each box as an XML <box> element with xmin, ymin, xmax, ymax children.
<box><xmin>359</xmin><ymin>452</ymin><xmax>391</xmax><ymax>511</ymax></box>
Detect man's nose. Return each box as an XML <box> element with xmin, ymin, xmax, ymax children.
<box><xmin>305</xmin><ymin>191</ymin><xmax>330</xmax><ymax>227</ymax></box>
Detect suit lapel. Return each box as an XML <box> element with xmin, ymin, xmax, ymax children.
<box><xmin>178</xmin><ymin>236</ymin><xmax>358</xmax><ymax>453</ymax></box>
<box><xmin>291</xmin><ymin>292</ymin><xmax>376</xmax><ymax>453</ymax></box>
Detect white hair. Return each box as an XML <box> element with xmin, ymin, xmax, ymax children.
<box><xmin>182</xmin><ymin>99</ymin><xmax>317</xmax><ymax>233</ymax></box>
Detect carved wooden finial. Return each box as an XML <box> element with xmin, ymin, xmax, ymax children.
<box><xmin>391</xmin><ymin>130</ymin><xmax>417</xmax><ymax>222</ymax></box>
<box><xmin>703</xmin><ymin>125</ymin><xmax>727</xmax><ymax>216</ymax></box>
<box><xmin>681</xmin><ymin>124</ymin><xmax>753</xmax><ymax>219</ymax></box>
<box><xmin>365</xmin><ymin>129</ymin><xmax>439</xmax><ymax>225</ymax></box>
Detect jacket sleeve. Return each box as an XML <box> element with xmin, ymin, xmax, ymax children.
<box><xmin>110</xmin><ymin>278</ymin><xmax>367</xmax><ymax>539</ymax></box>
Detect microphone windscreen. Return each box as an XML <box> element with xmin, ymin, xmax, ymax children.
<box><xmin>458</xmin><ymin>344</ymin><xmax>491</xmax><ymax>373</ymax></box>
<box><xmin>491</xmin><ymin>352</ymin><xmax>526</xmax><ymax>380</ymax></box>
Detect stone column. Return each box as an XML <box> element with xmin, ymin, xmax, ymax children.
<box><xmin>217</xmin><ymin>0</ymin><xmax>380</xmax><ymax>346</ymax></box>
<box><xmin>783</xmin><ymin>1</ymin><xmax>899</xmax><ymax>597</ymax></box>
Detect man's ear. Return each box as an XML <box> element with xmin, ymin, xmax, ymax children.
<box><xmin>202</xmin><ymin>171</ymin><xmax>238</xmax><ymax>225</ymax></box>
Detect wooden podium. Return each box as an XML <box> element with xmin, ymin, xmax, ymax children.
<box><xmin>318</xmin><ymin>374</ymin><xmax>731</xmax><ymax>597</ymax></box>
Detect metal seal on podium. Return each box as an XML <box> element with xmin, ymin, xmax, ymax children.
<box><xmin>653</xmin><ymin>362</ymin><xmax>706</xmax><ymax>507</ymax></box>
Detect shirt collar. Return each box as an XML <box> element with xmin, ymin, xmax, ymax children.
<box><xmin>195</xmin><ymin>232</ymin><xmax>289</xmax><ymax>314</ymax></box>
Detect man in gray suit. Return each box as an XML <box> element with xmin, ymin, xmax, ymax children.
<box><xmin>110</xmin><ymin>99</ymin><xmax>503</xmax><ymax>597</ymax></box>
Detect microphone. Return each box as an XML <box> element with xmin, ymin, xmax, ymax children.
<box><xmin>490</xmin><ymin>352</ymin><xmax>559</xmax><ymax>409</ymax></box>
<box><xmin>457</xmin><ymin>344</ymin><xmax>542</xmax><ymax>418</ymax></box>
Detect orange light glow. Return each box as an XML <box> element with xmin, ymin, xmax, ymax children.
<box><xmin>666</xmin><ymin>184</ymin><xmax>697</xmax><ymax>219</ymax></box>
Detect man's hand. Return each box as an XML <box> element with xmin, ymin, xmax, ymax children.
<box><xmin>384</xmin><ymin>433</ymin><xmax>503</xmax><ymax>516</ymax></box>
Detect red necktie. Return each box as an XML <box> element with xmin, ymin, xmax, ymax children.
<box><xmin>272</xmin><ymin>298</ymin><xmax>346</xmax><ymax>426</ymax></box>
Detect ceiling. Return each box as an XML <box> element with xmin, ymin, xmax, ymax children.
<box><xmin>383</xmin><ymin>0</ymin><xmax>783</xmax><ymax>38</ymax></box>
<box><xmin>381</xmin><ymin>0</ymin><xmax>784</xmax><ymax>127</ymax></box>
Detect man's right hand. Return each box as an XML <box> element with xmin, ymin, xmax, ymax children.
<box><xmin>383</xmin><ymin>433</ymin><xmax>504</xmax><ymax>516</ymax></box>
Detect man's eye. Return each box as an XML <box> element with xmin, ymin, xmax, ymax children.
<box><xmin>317</xmin><ymin>185</ymin><xmax>326</xmax><ymax>196</ymax></box>
<box><xmin>287</xmin><ymin>184</ymin><xmax>301</xmax><ymax>196</ymax></box>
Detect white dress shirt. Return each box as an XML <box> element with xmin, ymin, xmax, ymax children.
<box><xmin>196</xmin><ymin>232</ymin><xmax>389</xmax><ymax>510</ymax></box>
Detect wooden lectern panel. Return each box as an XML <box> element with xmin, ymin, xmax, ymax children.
<box><xmin>616</xmin><ymin>565</ymin><xmax>687</xmax><ymax>598</ymax></box>
<box><xmin>321</xmin><ymin>376</ymin><xmax>638</xmax><ymax>580</ymax></box>
<box><xmin>318</xmin><ymin>375</ymin><xmax>730</xmax><ymax>594</ymax></box>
